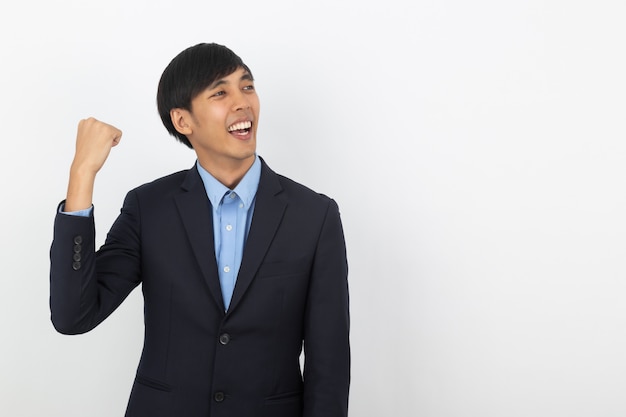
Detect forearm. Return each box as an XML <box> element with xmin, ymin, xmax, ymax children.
<box><xmin>64</xmin><ymin>166</ymin><xmax>96</xmax><ymax>212</ymax></box>
<box><xmin>50</xmin><ymin>192</ymin><xmax>141</xmax><ymax>334</ymax></box>
<box><xmin>49</xmin><ymin>206</ymin><xmax>99</xmax><ymax>334</ymax></box>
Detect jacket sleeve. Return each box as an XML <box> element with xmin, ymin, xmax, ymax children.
<box><xmin>303</xmin><ymin>198</ymin><xmax>350</xmax><ymax>417</ymax></box>
<box><xmin>50</xmin><ymin>191</ymin><xmax>142</xmax><ymax>335</ymax></box>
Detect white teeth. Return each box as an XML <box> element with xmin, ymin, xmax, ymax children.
<box><xmin>228</xmin><ymin>121</ymin><xmax>252</xmax><ymax>132</ymax></box>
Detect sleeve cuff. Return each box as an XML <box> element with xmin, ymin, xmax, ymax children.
<box><xmin>58</xmin><ymin>202</ymin><xmax>93</xmax><ymax>217</ymax></box>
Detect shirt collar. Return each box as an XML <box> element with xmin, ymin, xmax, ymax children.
<box><xmin>196</xmin><ymin>155</ymin><xmax>261</xmax><ymax>209</ymax></box>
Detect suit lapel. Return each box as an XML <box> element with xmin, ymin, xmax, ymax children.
<box><xmin>227</xmin><ymin>160</ymin><xmax>287</xmax><ymax>314</ymax></box>
<box><xmin>174</xmin><ymin>166</ymin><xmax>226</xmax><ymax>313</ymax></box>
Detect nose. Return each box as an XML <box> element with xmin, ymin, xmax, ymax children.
<box><xmin>232</xmin><ymin>90</ymin><xmax>251</xmax><ymax>111</ymax></box>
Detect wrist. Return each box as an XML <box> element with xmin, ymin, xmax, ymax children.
<box><xmin>65</xmin><ymin>167</ymin><xmax>96</xmax><ymax>212</ymax></box>
<box><xmin>69</xmin><ymin>161</ymin><xmax>98</xmax><ymax>180</ymax></box>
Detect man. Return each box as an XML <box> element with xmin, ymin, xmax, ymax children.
<box><xmin>50</xmin><ymin>43</ymin><xmax>350</xmax><ymax>417</ymax></box>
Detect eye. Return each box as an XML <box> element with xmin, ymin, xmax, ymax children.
<box><xmin>243</xmin><ymin>85</ymin><xmax>255</xmax><ymax>91</ymax></box>
<box><xmin>211</xmin><ymin>90</ymin><xmax>226</xmax><ymax>97</ymax></box>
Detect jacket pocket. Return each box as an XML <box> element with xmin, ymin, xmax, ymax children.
<box><xmin>125</xmin><ymin>374</ymin><xmax>172</xmax><ymax>417</ymax></box>
<box><xmin>134</xmin><ymin>373</ymin><xmax>172</xmax><ymax>392</ymax></box>
<box><xmin>262</xmin><ymin>391</ymin><xmax>303</xmax><ymax>417</ymax></box>
<box><xmin>264</xmin><ymin>390</ymin><xmax>303</xmax><ymax>405</ymax></box>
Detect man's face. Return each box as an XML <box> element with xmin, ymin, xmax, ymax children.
<box><xmin>183</xmin><ymin>67</ymin><xmax>260</xmax><ymax>170</ymax></box>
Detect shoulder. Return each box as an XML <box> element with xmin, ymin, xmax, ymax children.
<box><xmin>261</xmin><ymin>158</ymin><xmax>337</xmax><ymax>212</ymax></box>
<box><xmin>277</xmin><ymin>173</ymin><xmax>333</xmax><ymax>204</ymax></box>
<box><xmin>128</xmin><ymin>168</ymin><xmax>191</xmax><ymax>200</ymax></box>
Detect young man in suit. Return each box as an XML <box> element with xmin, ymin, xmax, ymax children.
<box><xmin>50</xmin><ymin>43</ymin><xmax>350</xmax><ymax>417</ymax></box>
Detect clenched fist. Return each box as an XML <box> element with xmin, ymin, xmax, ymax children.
<box><xmin>72</xmin><ymin>117</ymin><xmax>122</xmax><ymax>176</ymax></box>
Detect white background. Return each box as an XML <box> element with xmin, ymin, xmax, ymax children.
<box><xmin>1</xmin><ymin>1</ymin><xmax>626</xmax><ymax>416</ymax></box>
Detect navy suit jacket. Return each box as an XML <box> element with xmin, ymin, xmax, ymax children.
<box><xmin>50</xmin><ymin>158</ymin><xmax>350</xmax><ymax>417</ymax></box>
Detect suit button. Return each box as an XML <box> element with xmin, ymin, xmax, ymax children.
<box><xmin>72</xmin><ymin>262</ymin><xmax>81</xmax><ymax>271</ymax></box>
<box><xmin>219</xmin><ymin>333</ymin><xmax>231</xmax><ymax>345</ymax></box>
<box><xmin>214</xmin><ymin>392</ymin><xmax>225</xmax><ymax>402</ymax></box>
<box><xmin>73</xmin><ymin>236</ymin><xmax>83</xmax><ymax>245</ymax></box>
<box><xmin>73</xmin><ymin>253</ymin><xmax>81</xmax><ymax>262</ymax></box>
<box><xmin>73</xmin><ymin>244</ymin><xmax>82</xmax><ymax>253</ymax></box>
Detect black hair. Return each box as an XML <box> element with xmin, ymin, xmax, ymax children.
<box><xmin>156</xmin><ymin>43</ymin><xmax>252</xmax><ymax>148</ymax></box>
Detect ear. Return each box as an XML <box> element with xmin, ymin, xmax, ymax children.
<box><xmin>170</xmin><ymin>108</ymin><xmax>193</xmax><ymax>135</ymax></box>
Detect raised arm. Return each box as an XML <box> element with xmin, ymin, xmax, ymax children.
<box><xmin>50</xmin><ymin>118</ymin><xmax>141</xmax><ymax>335</ymax></box>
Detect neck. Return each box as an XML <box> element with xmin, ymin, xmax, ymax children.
<box><xmin>197</xmin><ymin>155</ymin><xmax>256</xmax><ymax>189</ymax></box>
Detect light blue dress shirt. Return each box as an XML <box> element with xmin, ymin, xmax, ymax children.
<box><xmin>61</xmin><ymin>156</ymin><xmax>262</xmax><ymax>311</ymax></box>
<box><xmin>195</xmin><ymin>156</ymin><xmax>261</xmax><ymax>310</ymax></box>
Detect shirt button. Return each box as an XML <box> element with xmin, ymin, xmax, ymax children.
<box><xmin>239</xmin><ymin>203</ymin><xmax>244</xmax><ymax>208</ymax></box>
<box><xmin>219</xmin><ymin>333</ymin><xmax>231</xmax><ymax>345</ymax></box>
<box><xmin>214</xmin><ymin>392</ymin><xmax>225</xmax><ymax>402</ymax></box>
<box><xmin>229</xmin><ymin>193</ymin><xmax>236</xmax><ymax>199</ymax></box>
<box><xmin>223</xmin><ymin>266</ymin><xmax>230</xmax><ymax>273</ymax></box>
<box><xmin>225</xmin><ymin>224</ymin><xmax>233</xmax><ymax>231</ymax></box>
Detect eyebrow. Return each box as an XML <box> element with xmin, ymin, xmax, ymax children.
<box><xmin>208</xmin><ymin>72</ymin><xmax>254</xmax><ymax>90</ymax></box>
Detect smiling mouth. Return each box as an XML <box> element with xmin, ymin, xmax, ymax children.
<box><xmin>228</xmin><ymin>120</ymin><xmax>252</xmax><ymax>136</ymax></box>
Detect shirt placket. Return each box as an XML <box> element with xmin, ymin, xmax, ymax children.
<box><xmin>219</xmin><ymin>191</ymin><xmax>239</xmax><ymax>309</ymax></box>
